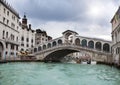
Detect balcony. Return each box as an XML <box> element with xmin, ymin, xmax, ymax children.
<box><xmin>5</xmin><ymin>38</ymin><xmax>20</xmax><ymax>45</ymax></box>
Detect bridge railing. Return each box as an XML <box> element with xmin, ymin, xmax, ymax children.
<box><xmin>33</xmin><ymin>43</ymin><xmax>111</xmax><ymax>55</ymax></box>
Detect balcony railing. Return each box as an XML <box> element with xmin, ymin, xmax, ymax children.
<box><xmin>5</xmin><ymin>38</ymin><xmax>20</xmax><ymax>45</ymax></box>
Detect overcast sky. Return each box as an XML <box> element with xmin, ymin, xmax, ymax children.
<box><xmin>6</xmin><ymin>0</ymin><xmax>120</xmax><ymax>40</ymax></box>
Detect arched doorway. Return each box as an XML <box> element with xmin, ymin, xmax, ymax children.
<box><xmin>0</xmin><ymin>42</ymin><xmax>4</xmax><ymax>60</ymax></box>
<box><xmin>81</xmin><ymin>39</ymin><xmax>87</xmax><ymax>47</ymax></box>
<box><xmin>88</xmin><ymin>41</ymin><xmax>94</xmax><ymax>49</ymax></box>
<box><xmin>75</xmin><ymin>38</ymin><xmax>80</xmax><ymax>46</ymax></box>
<box><xmin>95</xmin><ymin>42</ymin><xmax>102</xmax><ymax>51</ymax></box>
<box><xmin>103</xmin><ymin>43</ymin><xmax>110</xmax><ymax>52</ymax></box>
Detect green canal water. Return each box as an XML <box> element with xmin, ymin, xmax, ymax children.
<box><xmin>0</xmin><ymin>62</ymin><xmax>120</xmax><ymax>85</ymax></box>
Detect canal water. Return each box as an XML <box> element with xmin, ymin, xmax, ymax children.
<box><xmin>0</xmin><ymin>62</ymin><xmax>120</xmax><ymax>85</ymax></box>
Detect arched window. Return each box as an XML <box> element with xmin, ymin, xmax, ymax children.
<box><xmin>58</xmin><ymin>39</ymin><xmax>62</xmax><ymax>45</ymax></box>
<box><xmin>31</xmin><ymin>39</ymin><xmax>33</xmax><ymax>43</ymax></box>
<box><xmin>47</xmin><ymin>43</ymin><xmax>51</xmax><ymax>48</ymax></box>
<box><xmin>26</xmin><ymin>49</ymin><xmax>29</xmax><ymax>51</ymax></box>
<box><xmin>6</xmin><ymin>32</ymin><xmax>8</xmax><ymax>38</ymax></box>
<box><xmin>75</xmin><ymin>38</ymin><xmax>80</xmax><ymax>46</ymax></box>
<box><xmin>43</xmin><ymin>45</ymin><xmax>46</xmax><ymax>50</ymax></box>
<box><xmin>81</xmin><ymin>39</ymin><xmax>87</xmax><ymax>47</ymax></box>
<box><xmin>52</xmin><ymin>41</ymin><xmax>57</xmax><ymax>47</ymax></box>
<box><xmin>21</xmin><ymin>36</ymin><xmax>24</xmax><ymax>41</ymax></box>
<box><xmin>3</xmin><ymin>30</ymin><xmax>5</xmax><ymax>39</ymax></box>
<box><xmin>21</xmin><ymin>48</ymin><xmax>24</xmax><ymax>51</ymax></box>
<box><xmin>88</xmin><ymin>41</ymin><xmax>94</xmax><ymax>48</ymax></box>
<box><xmin>16</xmin><ymin>37</ymin><xmax>18</xmax><ymax>42</ymax></box>
<box><xmin>95</xmin><ymin>42</ymin><xmax>102</xmax><ymax>51</ymax></box>
<box><xmin>103</xmin><ymin>43</ymin><xmax>110</xmax><ymax>52</ymax></box>
<box><xmin>38</xmin><ymin>46</ymin><xmax>41</xmax><ymax>51</ymax></box>
<box><xmin>34</xmin><ymin>48</ymin><xmax>37</xmax><ymax>52</ymax></box>
<box><xmin>26</xmin><ymin>38</ymin><xmax>29</xmax><ymax>42</ymax></box>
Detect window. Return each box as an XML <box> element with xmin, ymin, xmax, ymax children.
<box><xmin>6</xmin><ymin>32</ymin><xmax>8</xmax><ymax>38</ymax></box>
<box><xmin>21</xmin><ymin>36</ymin><xmax>24</xmax><ymax>41</ymax></box>
<box><xmin>17</xmin><ymin>19</ymin><xmax>19</xmax><ymax>23</ymax></box>
<box><xmin>10</xmin><ymin>34</ymin><xmax>14</xmax><ymax>40</ymax></box>
<box><xmin>11</xmin><ymin>44</ymin><xmax>14</xmax><ymax>50</ymax></box>
<box><xmin>31</xmin><ymin>39</ymin><xmax>33</xmax><ymax>43</ymax></box>
<box><xmin>4</xmin><ymin>8</ymin><xmax>6</xmax><ymax>13</ymax></box>
<box><xmin>37</xmin><ymin>42</ymin><xmax>39</xmax><ymax>44</ymax></box>
<box><xmin>21</xmin><ymin>48</ymin><xmax>24</xmax><ymax>51</ymax></box>
<box><xmin>11</xmin><ymin>52</ymin><xmax>14</xmax><ymax>55</ymax></box>
<box><xmin>3</xmin><ymin>17</ymin><xmax>5</xmax><ymax>23</ymax></box>
<box><xmin>26</xmin><ymin>44</ymin><xmax>29</xmax><ymax>47</ymax></box>
<box><xmin>16</xmin><ymin>37</ymin><xmax>18</xmax><ymax>42</ymax></box>
<box><xmin>31</xmin><ymin>45</ymin><xmax>33</xmax><ymax>47</ymax></box>
<box><xmin>26</xmin><ymin>38</ymin><xmax>29</xmax><ymax>42</ymax></box>
<box><xmin>7</xmin><ymin>11</ymin><xmax>9</xmax><ymax>16</ymax></box>
<box><xmin>6</xmin><ymin>51</ymin><xmax>8</xmax><ymax>55</ymax></box>
<box><xmin>17</xmin><ymin>26</ymin><xmax>19</xmax><ymax>30</ymax></box>
<box><xmin>21</xmin><ymin>43</ymin><xmax>24</xmax><ymax>46</ymax></box>
<box><xmin>7</xmin><ymin>20</ymin><xmax>9</xmax><ymax>25</ymax></box>
<box><xmin>12</xmin><ymin>15</ymin><xmax>15</xmax><ymax>20</ymax></box>
<box><xmin>3</xmin><ymin>30</ymin><xmax>5</xmax><ymax>39</ymax></box>
<box><xmin>11</xmin><ymin>23</ymin><xmax>15</xmax><ymax>28</ymax></box>
<box><xmin>16</xmin><ymin>46</ymin><xmax>18</xmax><ymax>50</ymax></box>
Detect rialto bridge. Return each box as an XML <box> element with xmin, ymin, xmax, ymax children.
<box><xmin>31</xmin><ymin>30</ymin><xmax>112</xmax><ymax>63</ymax></box>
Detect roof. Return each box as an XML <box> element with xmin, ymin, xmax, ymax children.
<box><xmin>62</xmin><ymin>30</ymin><xmax>78</xmax><ymax>35</ymax></box>
<box><xmin>0</xmin><ymin>0</ymin><xmax>20</xmax><ymax>18</ymax></box>
<box><xmin>111</xmin><ymin>6</ymin><xmax>120</xmax><ymax>23</ymax></box>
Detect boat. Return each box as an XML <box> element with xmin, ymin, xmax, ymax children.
<box><xmin>91</xmin><ymin>61</ymin><xmax>97</xmax><ymax>64</ymax></box>
<box><xmin>67</xmin><ymin>60</ymin><xmax>77</xmax><ymax>63</ymax></box>
<box><xmin>81</xmin><ymin>61</ymin><xmax>87</xmax><ymax>64</ymax></box>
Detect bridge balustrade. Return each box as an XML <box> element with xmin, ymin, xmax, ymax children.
<box><xmin>33</xmin><ymin>43</ymin><xmax>111</xmax><ymax>55</ymax></box>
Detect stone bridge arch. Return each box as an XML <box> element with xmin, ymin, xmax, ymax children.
<box><xmin>35</xmin><ymin>45</ymin><xmax>112</xmax><ymax>63</ymax></box>
<box><xmin>44</xmin><ymin>48</ymin><xmax>79</xmax><ymax>62</ymax></box>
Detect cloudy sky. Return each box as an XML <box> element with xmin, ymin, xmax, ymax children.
<box><xmin>6</xmin><ymin>0</ymin><xmax>120</xmax><ymax>40</ymax></box>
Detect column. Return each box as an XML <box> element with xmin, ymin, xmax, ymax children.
<box><xmin>2</xmin><ymin>50</ymin><xmax>6</xmax><ymax>60</ymax></box>
<box><xmin>72</xmin><ymin>33</ymin><xmax>75</xmax><ymax>45</ymax></box>
<box><xmin>8</xmin><ymin>44</ymin><xmax>11</xmax><ymax>60</ymax></box>
<box><xmin>14</xmin><ymin>45</ymin><xmax>17</xmax><ymax>60</ymax></box>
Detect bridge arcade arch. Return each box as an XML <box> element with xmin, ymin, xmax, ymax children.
<box><xmin>47</xmin><ymin>43</ymin><xmax>52</xmax><ymax>48</ymax></box>
<box><xmin>95</xmin><ymin>42</ymin><xmax>102</xmax><ymax>51</ymax></box>
<box><xmin>62</xmin><ymin>30</ymin><xmax>78</xmax><ymax>44</ymax></box>
<box><xmin>75</xmin><ymin>38</ymin><xmax>80</xmax><ymax>46</ymax></box>
<box><xmin>88</xmin><ymin>40</ymin><xmax>94</xmax><ymax>49</ymax></box>
<box><xmin>81</xmin><ymin>39</ymin><xmax>87</xmax><ymax>47</ymax></box>
<box><xmin>58</xmin><ymin>39</ymin><xmax>62</xmax><ymax>45</ymax></box>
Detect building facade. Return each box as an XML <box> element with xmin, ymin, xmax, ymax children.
<box><xmin>0</xmin><ymin>0</ymin><xmax>20</xmax><ymax>60</ymax></box>
<box><xmin>35</xmin><ymin>29</ymin><xmax>52</xmax><ymax>45</ymax></box>
<box><xmin>19</xmin><ymin>15</ymin><xmax>35</xmax><ymax>52</ymax></box>
<box><xmin>111</xmin><ymin>7</ymin><xmax>120</xmax><ymax>65</ymax></box>
<box><xmin>0</xmin><ymin>0</ymin><xmax>51</xmax><ymax>60</ymax></box>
